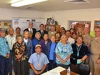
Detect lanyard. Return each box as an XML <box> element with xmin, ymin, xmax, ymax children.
<box><xmin>76</xmin><ymin>45</ymin><xmax>82</xmax><ymax>57</ymax></box>
<box><xmin>36</xmin><ymin>54</ymin><xmax>41</xmax><ymax>64</ymax></box>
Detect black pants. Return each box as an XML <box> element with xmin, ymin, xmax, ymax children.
<box><xmin>48</xmin><ymin>60</ymin><xmax>57</xmax><ymax>70</ymax></box>
<box><xmin>9</xmin><ymin>50</ymin><xmax>14</xmax><ymax>72</ymax></box>
<box><xmin>57</xmin><ymin>64</ymin><xmax>69</xmax><ymax>69</ymax></box>
<box><xmin>0</xmin><ymin>56</ymin><xmax>9</xmax><ymax>75</ymax></box>
<box><xmin>15</xmin><ymin>60</ymin><xmax>29</xmax><ymax>75</ymax></box>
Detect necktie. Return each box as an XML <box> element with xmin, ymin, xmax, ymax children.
<box><xmin>30</xmin><ymin>28</ymin><xmax>33</xmax><ymax>34</ymax></box>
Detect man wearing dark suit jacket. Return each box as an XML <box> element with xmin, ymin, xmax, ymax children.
<box><xmin>38</xmin><ymin>24</ymin><xmax>48</xmax><ymax>39</ymax></box>
<box><xmin>24</xmin><ymin>22</ymin><xmax>36</xmax><ymax>39</ymax></box>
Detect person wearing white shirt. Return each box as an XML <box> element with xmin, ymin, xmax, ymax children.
<box><xmin>24</xmin><ymin>38</ymin><xmax>28</xmax><ymax>45</ymax></box>
<box><xmin>66</xmin><ymin>30</ymin><xmax>75</xmax><ymax>44</ymax></box>
<box><xmin>5</xmin><ymin>28</ymin><xmax>16</xmax><ymax>75</ymax></box>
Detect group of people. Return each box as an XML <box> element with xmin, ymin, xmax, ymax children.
<box><xmin>0</xmin><ymin>22</ymin><xmax>100</xmax><ymax>75</ymax></box>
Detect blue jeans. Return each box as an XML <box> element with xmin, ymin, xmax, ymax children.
<box><xmin>0</xmin><ymin>55</ymin><xmax>9</xmax><ymax>75</ymax></box>
<box><xmin>29</xmin><ymin>69</ymin><xmax>35</xmax><ymax>75</ymax></box>
<box><xmin>29</xmin><ymin>69</ymin><xmax>43</xmax><ymax>75</ymax></box>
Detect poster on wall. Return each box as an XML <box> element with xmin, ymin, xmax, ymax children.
<box><xmin>12</xmin><ymin>18</ymin><xmax>20</xmax><ymax>28</ymax></box>
<box><xmin>33</xmin><ymin>18</ymin><xmax>45</xmax><ymax>30</ymax></box>
<box><xmin>12</xmin><ymin>18</ymin><xmax>45</xmax><ymax>34</ymax></box>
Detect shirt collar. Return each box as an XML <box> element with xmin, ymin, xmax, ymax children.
<box><xmin>8</xmin><ymin>34</ymin><xmax>15</xmax><ymax>38</ymax></box>
<box><xmin>24</xmin><ymin>38</ymin><xmax>28</xmax><ymax>43</ymax></box>
<box><xmin>36</xmin><ymin>53</ymin><xmax>41</xmax><ymax>56</ymax></box>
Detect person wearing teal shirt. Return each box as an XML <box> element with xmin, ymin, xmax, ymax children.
<box><xmin>55</xmin><ymin>34</ymin><xmax>73</xmax><ymax>69</ymax></box>
<box><xmin>0</xmin><ymin>28</ymin><xmax>10</xmax><ymax>75</ymax></box>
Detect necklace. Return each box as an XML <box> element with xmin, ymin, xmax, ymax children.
<box><xmin>76</xmin><ymin>44</ymin><xmax>82</xmax><ymax>57</ymax></box>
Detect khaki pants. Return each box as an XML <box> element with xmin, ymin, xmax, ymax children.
<box><xmin>90</xmin><ymin>55</ymin><xmax>100</xmax><ymax>75</ymax></box>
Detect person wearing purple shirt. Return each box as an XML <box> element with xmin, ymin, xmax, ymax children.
<box><xmin>40</xmin><ymin>33</ymin><xmax>51</xmax><ymax>58</ymax></box>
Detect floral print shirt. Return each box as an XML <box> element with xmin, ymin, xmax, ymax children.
<box><xmin>13</xmin><ymin>42</ymin><xmax>28</xmax><ymax>61</ymax></box>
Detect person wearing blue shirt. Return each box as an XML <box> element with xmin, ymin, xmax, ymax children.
<box><xmin>23</xmin><ymin>30</ymin><xmax>33</xmax><ymax>58</ymax></box>
<box><xmin>48</xmin><ymin>35</ymin><xmax>57</xmax><ymax>70</ymax></box>
<box><xmin>32</xmin><ymin>32</ymin><xmax>41</xmax><ymax>53</ymax></box>
<box><xmin>55</xmin><ymin>34</ymin><xmax>73</xmax><ymax>69</ymax></box>
<box><xmin>0</xmin><ymin>28</ymin><xmax>10</xmax><ymax>75</ymax></box>
<box><xmin>28</xmin><ymin>44</ymin><xmax>49</xmax><ymax>75</ymax></box>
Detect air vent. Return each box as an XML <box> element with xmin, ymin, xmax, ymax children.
<box><xmin>64</xmin><ymin>0</ymin><xmax>90</xmax><ymax>3</ymax></box>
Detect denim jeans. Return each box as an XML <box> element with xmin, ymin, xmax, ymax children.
<box><xmin>0</xmin><ymin>56</ymin><xmax>9</xmax><ymax>75</ymax></box>
<box><xmin>9</xmin><ymin>50</ymin><xmax>14</xmax><ymax>72</ymax></box>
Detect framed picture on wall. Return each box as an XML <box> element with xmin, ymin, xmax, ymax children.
<box><xmin>94</xmin><ymin>20</ymin><xmax>100</xmax><ymax>28</ymax></box>
<box><xmin>0</xmin><ymin>20</ymin><xmax>12</xmax><ymax>29</ymax></box>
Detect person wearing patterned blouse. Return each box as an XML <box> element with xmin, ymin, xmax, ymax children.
<box><xmin>70</xmin><ymin>35</ymin><xmax>90</xmax><ymax>75</ymax></box>
<box><xmin>55</xmin><ymin>34</ymin><xmax>73</xmax><ymax>69</ymax></box>
<box><xmin>12</xmin><ymin>35</ymin><xmax>28</xmax><ymax>75</ymax></box>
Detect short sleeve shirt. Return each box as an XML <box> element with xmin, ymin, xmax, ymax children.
<box><xmin>55</xmin><ymin>42</ymin><xmax>73</xmax><ymax>65</ymax></box>
<box><xmin>28</xmin><ymin>53</ymin><xmax>49</xmax><ymax>70</ymax></box>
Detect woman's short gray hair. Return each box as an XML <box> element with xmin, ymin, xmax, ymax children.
<box><xmin>35</xmin><ymin>32</ymin><xmax>41</xmax><ymax>37</ymax></box>
<box><xmin>61</xmin><ymin>34</ymin><xmax>67</xmax><ymax>38</ymax></box>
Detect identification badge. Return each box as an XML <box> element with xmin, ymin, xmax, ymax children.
<box><xmin>38</xmin><ymin>64</ymin><xmax>40</xmax><ymax>67</ymax></box>
<box><xmin>63</xmin><ymin>48</ymin><xmax>68</xmax><ymax>52</ymax></box>
<box><xmin>77</xmin><ymin>59</ymin><xmax>82</xmax><ymax>64</ymax></box>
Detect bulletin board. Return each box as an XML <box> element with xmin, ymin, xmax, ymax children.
<box><xmin>12</xmin><ymin>17</ymin><xmax>45</xmax><ymax>33</ymax></box>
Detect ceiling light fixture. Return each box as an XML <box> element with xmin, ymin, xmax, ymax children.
<box><xmin>11</xmin><ymin>0</ymin><xmax>47</xmax><ymax>7</ymax></box>
<box><xmin>64</xmin><ymin>0</ymin><xmax>90</xmax><ymax>3</ymax></box>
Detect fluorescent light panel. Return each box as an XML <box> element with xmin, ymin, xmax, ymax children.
<box><xmin>11</xmin><ymin>0</ymin><xmax>47</xmax><ymax>7</ymax></box>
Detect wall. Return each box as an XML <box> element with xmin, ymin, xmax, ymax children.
<box><xmin>1</xmin><ymin>8</ymin><xmax>100</xmax><ymax>31</ymax></box>
<box><xmin>0</xmin><ymin>8</ymin><xmax>44</xmax><ymax>20</ymax></box>
<box><xmin>44</xmin><ymin>8</ymin><xmax>100</xmax><ymax>31</ymax></box>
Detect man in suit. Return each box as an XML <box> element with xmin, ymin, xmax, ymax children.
<box><xmin>24</xmin><ymin>22</ymin><xmax>36</xmax><ymax>39</ymax></box>
<box><xmin>38</xmin><ymin>24</ymin><xmax>48</xmax><ymax>39</ymax></box>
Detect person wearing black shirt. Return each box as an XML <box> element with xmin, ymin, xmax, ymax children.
<box><xmin>71</xmin><ymin>35</ymin><xmax>90</xmax><ymax>75</ymax></box>
<box><xmin>38</xmin><ymin>24</ymin><xmax>48</xmax><ymax>39</ymax></box>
